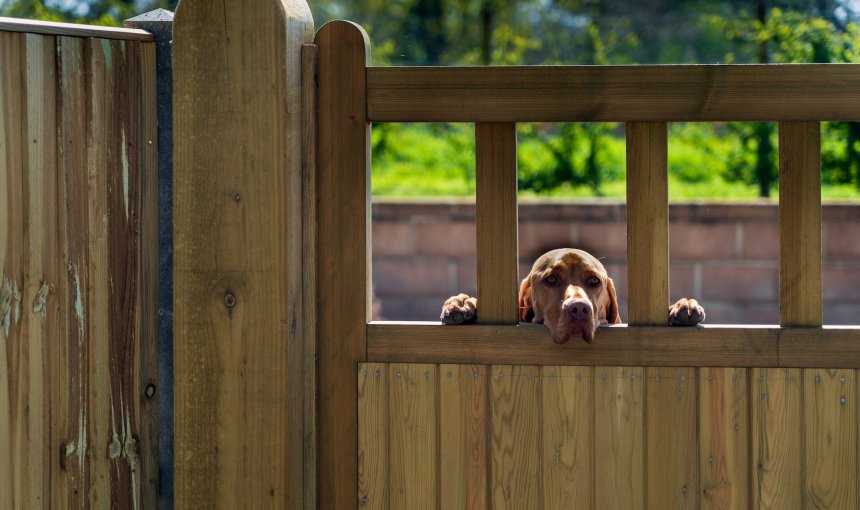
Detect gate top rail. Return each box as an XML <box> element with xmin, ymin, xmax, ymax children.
<box><xmin>0</xmin><ymin>15</ymin><xmax>153</xmax><ymax>41</ymax></box>
<box><xmin>367</xmin><ymin>64</ymin><xmax>860</xmax><ymax>123</ymax></box>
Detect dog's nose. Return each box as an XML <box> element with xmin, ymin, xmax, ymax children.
<box><xmin>565</xmin><ymin>298</ymin><xmax>592</xmax><ymax>321</ymax></box>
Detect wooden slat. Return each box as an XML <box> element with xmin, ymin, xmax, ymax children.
<box><xmin>626</xmin><ymin>122</ymin><xmax>668</xmax><ymax>326</ymax></box>
<box><xmin>699</xmin><ymin>368</ymin><xmax>749</xmax><ymax>510</ymax></box>
<box><xmin>136</xmin><ymin>39</ymin><xmax>159</xmax><ymax>510</ymax></box>
<box><xmin>751</xmin><ymin>368</ymin><xmax>802</xmax><ymax>509</ymax></box>
<box><xmin>476</xmin><ymin>123</ymin><xmax>518</xmax><ymax>324</ymax></box>
<box><xmin>358</xmin><ymin>363</ymin><xmax>388</xmax><ymax>510</ymax></box>
<box><xmin>594</xmin><ymin>367</ymin><xmax>644</xmax><ymax>509</ymax></box>
<box><xmin>778</xmin><ymin>121</ymin><xmax>822</xmax><ymax>327</ymax></box>
<box><xmin>22</xmin><ymin>32</ymin><xmax>57</xmax><ymax>509</ymax></box>
<box><xmin>0</xmin><ymin>30</ymin><xmax>26</xmax><ymax>510</ymax></box>
<box><xmin>314</xmin><ymin>19</ymin><xmax>371</xmax><ymax>510</ymax></box>
<box><xmin>645</xmin><ymin>367</ymin><xmax>698</xmax><ymax>509</ymax></box>
<box><xmin>0</xmin><ymin>16</ymin><xmax>153</xmax><ymax>41</ymax></box>
<box><xmin>301</xmin><ymin>43</ymin><xmax>319</xmax><ymax>510</ymax></box>
<box><xmin>56</xmin><ymin>35</ymin><xmax>88</xmax><ymax>508</ymax></box>
<box><xmin>366</xmin><ymin>65</ymin><xmax>860</xmax><ymax>122</ymax></box>
<box><xmin>491</xmin><ymin>365</ymin><xmax>542</xmax><ymax>509</ymax></box>
<box><xmin>440</xmin><ymin>364</ymin><xmax>488</xmax><ymax>510</ymax></box>
<box><xmin>389</xmin><ymin>364</ymin><xmax>438</xmax><ymax>510</ymax></box>
<box><xmin>173</xmin><ymin>1</ymin><xmax>314</xmax><ymax>507</ymax></box>
<box><xmin>802</xmin><ymin>369</ymin><xmax>856</xmax><ymax>509</ymax></box>
<box><xmin>541</xmin><ymin>366</ymin><xmax>593</xmax><ymax>509</ymax></box>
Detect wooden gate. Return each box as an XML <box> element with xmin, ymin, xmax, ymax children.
<box><xmin>314</xmin><ymin>20</ymin><xmax>860</xmax><ymax>510</ymax></box>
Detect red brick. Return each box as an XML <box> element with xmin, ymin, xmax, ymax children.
<box><xmin>376</xmin><ymin>297</ymin><xmax>410</xmax><ymax>321</ymax></box>
<box><xmin>742</xmin><ymin>223</ymin><xmax>779</xmax><ymax>260</ymax></box>
<box><xmin>374</xmin><ymin>260</ymin><xmax>451</xmax><ymax>296</ymax></box>
<box><xmin>412</xmin><ymin>297</ymin><xmax>451</xmax><ymax>322</ymax></box>
<box><xmin>372</xmin><ymin>222</ymin><xmax>415</xmax><ymax>256</ymax></box>
<box><xmin>416</xmin><ymin>222</ymin><xmax>476</xmax><ymax>256</ymax></box>
<box><xmin>669</xmin><ymin>263</ymin><xmax>696</xmax><ymax>300</ymax></box>
<box><xmin>824</xmin><ymin>305</ymin><xmax>860</xmax><ymax>325</ymax></box>
<box><xmin>456</xmin><ymin>260</ymin><xmax>477</xmax><ymax>296</ymax></box>
<box><xmin>695</xmin><ymin>302</ymin><xmax>744</xmax><ymax>324</ymax></box>
<box><xmin>823</xmin><ymin>267</ymin><xmax>860</xmax><ymax>302</ymax></box>
<box><xmin>738</xmin><ymin>304</ymin><xmax>779</xmax><ymax>325</ymax></box>
<box><xmin>578</xmin><ymin>222</ymin><xmax>627</xmax><ymax>259</ymax></box>
<box><xmin>826</xmin><ymin>223</ymin><xmax>860</xmax><ymax>260</ymax></box>
<box><xmin>518</xmin><ymin>221</ymin><xmax>577</xmax><ymax>260</ymax></box>
<box><xmin>701</xmin><ymin>264</ymin><xmax>778</xmax><ymax>302</ymax></box>
<box><xmin>608</xmin><ymin>264</ymin><xmax>628</xmax><ymax>300</ymax></box>
<box><xmin>670</xmin><ymin>222</ymin><xmax>737</xmax><ymax>260</ymax></box>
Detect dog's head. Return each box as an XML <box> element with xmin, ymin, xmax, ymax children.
<box><xmin>518</xmin><ymin>248</ymin><xmax>621</xmax><ymax>344</ymax></box>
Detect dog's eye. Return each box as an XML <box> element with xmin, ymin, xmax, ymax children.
<box><xmin>544</xmin><ymin>274</ymin><xmax>559</xmax><ymax>285</ymax></box>
<box><xmin>587</xmin><ymin>276</ymin><xmax>601</xmax><ymax>287</ymax></box>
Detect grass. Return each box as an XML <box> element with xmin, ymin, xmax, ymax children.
<box><xmin>370</xmin><ymin>123</ymin><xmax>860</xmax><ymax>202</ymax></box>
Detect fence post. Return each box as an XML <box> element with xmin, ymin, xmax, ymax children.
<box><xmin>172</xmin><ymin>1</ymin><xmax>314</xmax><ymax>508</ymax></box>
<box><xmin>123</xmin><ymin>10</ymin><xmax>173</xmax><ymax>509</ymax></box>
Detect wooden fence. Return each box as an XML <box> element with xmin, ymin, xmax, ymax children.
<box><xmin>0</xmin><ymin>18</ymin><xmax>157</xmax><ymax>509</ymax></box>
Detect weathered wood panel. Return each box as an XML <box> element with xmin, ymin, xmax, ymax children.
<box><xmin>172</xmin><ymin>0</ymin><xmax>313</xmax><ymax>508</ymax></box>
<box><xmin>1</xmin><ymin>29</ymin><xmax>156</xmax><ymax>510</ymax></box>
<box><xmin>358</xmin><ymin>363</ymin><xmax>388</xmax><ymax>510</ymax></box>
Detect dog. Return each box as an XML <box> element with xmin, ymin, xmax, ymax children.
<box><xmin>440</xmin><ymin>248</ymin><xmax>705</xmax><ymax>344</ymax></box>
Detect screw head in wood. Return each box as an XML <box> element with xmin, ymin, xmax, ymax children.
<box><xmin>145</xmin><ymin>383</ymin><xmax>156</xmax><ymax>398</ymax></box>
<box><xmin>224</xmin><ymin>292</ymin><xmax>237</xmax><ymax>308</ymax></box>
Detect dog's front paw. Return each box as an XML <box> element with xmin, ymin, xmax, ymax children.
<box><xmin>441</xmin><ymin>293</ymin><xmax>478</xmax><ymax>325</ymax></box>
<box><xmin>669</xmin><ymin>298</ymin><xmax>705</xmax><ymax>326</ymax></box>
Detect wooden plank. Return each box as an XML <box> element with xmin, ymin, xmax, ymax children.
<box><xmin>0</xmin><ymin>30</ymin><xmax>26</xmax><ymax>510</ymax></box>
<box><xmin>645</xmin><ymin>367</ymin><xmax>698</xmax><ymax>509</ymax></box>
<box><xmin>358</xmin><ymin>363</ymin><xmax>388</xmax><ymax>510</ymax></box>
<box><xmin>476</xmin><ymin>123</ymin><xmax>518</xmax><ymax>324</ymax></box>
<box><xmin>439</xmin><ymin>364</ymin><xmax>488</xmax><ymax>510</ymax></box>
<box><xmin>56</xmin><ymin>35</ymin><xmax>88</xmax><ymax>509</ymax></box>
<box><xmin>367</xmin><ymin>65</ymin><xmax>860</xmax><ymax>122</ymax></box>
<box><xmin>491</xmin><ymin>365</ymin><xmax>542</xmax><ymax>509</ymax></box>
<box><xmin>22</xmin><ymin>32</ymin><xmax>58</xmax><ymax>510</ymax></box>
<box><xmin>541</xmin><ymin>366</ymin><xmax>593</xmax><ymax>509</ymax></box>
<box><xmin>85</xmin><ymin>37</ymin><xmax>113</xmax><ymax>507</ymax></box>
<box><xmin>136</xmin><ymin>39</ymin><xmax>159</xmax><ymax>510</ymax></box>
<box><xmin>0</xmin><ymin>16</ymin><xmax>153</xmax><ymax>41</ymax></box>
<box><xmin>750</xmin><ymin>368</ymin><xmax>802</xmax><ymax>509</ymax></box>
<box><xmin>367</xmin><ymin>323</ymin><xmax>787</xmax><ymax>367</ymax></box>
<box><xmin>389</xmin><ymin>364</ymin><xmax>438</xmax><ymax>510</ymax></box>
<box><xmin>172</xmin><ymin>1</ymin><xmax>314</xmax><ymax>507</ymax></box>
<box><xmin>802</xmin><ymin>369</ymin><xmax>856</xmax><ymax>509</ymax></box>
<box><xmin>626</xmin><ymin>122</ymin><xmax>668</xmax><ymax>326</ymax></box>
<box><xmin>778</xmin><ymin>121</ymin><xmax>821</xmax><ymax>327</ymax></box>
<box><xmin>699</xmin><ymin>368</ymin><xmax>749</xmax><ymax>510</ymax></box>
<box><xmin>594</xmin><ymin>367</ymin><xmax>644</xmax><ymax>509</ymax></box>
<box><xmin>301</xmin><ymin>43</ymin><xmax>318</xmax><ymax>510</ymax></box>
<box><xmin>314</xmin><ymin>19</ymin><xmax>371</xmax><ymax>510</ymax></box>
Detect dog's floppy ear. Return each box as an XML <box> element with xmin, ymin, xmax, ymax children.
<box><xmin>518</xmin><ymin>277</ymin><xmax>534</xmax><ymax>323</ymax></box>
<box><xmin>605</xmin><ymin>277</ymin><xmax>621</xmax><ymax>324</ymax></box>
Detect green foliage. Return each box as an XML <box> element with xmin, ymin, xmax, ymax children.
<box><xmin>1</xmin><ymin>0</ymin><xmax>177</xmax><ymax>25</ymax></box>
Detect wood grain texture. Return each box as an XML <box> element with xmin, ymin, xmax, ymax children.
<box><xmin>751</xmin><ymin>368</ymin><xmax>802</xmax><ymax>509</ymax></box>
<box><xmin>646</xmin><ymin>367</ymin><xmax>698</xmax><ymax>509</ymax></box>
<box><xmin>778</xmin><ymin>122</ymin><xmax>822</xmax><ymax>327</ymax></box>
<box><xmin>439</xmin><ymin>364</ymin><xmax>488</xmax><ymax>510</ymax></box>
<box><xmin>1</xmin><ymin>30</ymin><xmax>26</xmax><ymax>510</ymax></box>
<box><xmin>541</xmin><ymin>366</ymin><xmax>593</xmax><ymax>509</ymax></box>
<box><xmin>699</xmin><ymin>368</ymin><xmax>749</xmax><ymax>510</ymax></box>
<box><xmin>358</xmin><ymin>363</ymin><xmax>388</xmax><ymax>510</ymax></box>
<box><xmin>626</xmin><ymin>122</ymin><xmax>669</xmax><ymax>326</ymax></box>
<box><xmin>0</xmin><ymin>16</ymin><xmax>153</xmax><ymax>41</ymax></box>
<box><xmin>172</xmin><ymin>0</ymin><xmax>313</xmax><ymax>507</ymax></box>
<box><xmin>476</xmin><ymin>123</ymin><xmax>518</xmax><ymax>324</ymax></box>
<box><xmin>314</xmin><ymin>19</ymin><xmax>371</xmax><ymax>510</ymax></box>
<box><xmin>366</xmin><ymin>65</ymin><xmax>860</xmax><ymax>122</ymax></box>
<box><xmin>491</xmin><ymin>366</ymin><xmax>542</xmax><ymax>509</ymax></box>
<box><xmin>389</xmin><ymin>364</ymin><xmax>438</xmax><ymax>510</ymax></box>
<box><xmin>594</xmin><ymin>367</ymin><xmax>645</xmax><ymax>509</ymax></box>
<box><xmin>802</xmin><ymin>369</ymin><xmax>856</xmax><ymax>509</ymax></box>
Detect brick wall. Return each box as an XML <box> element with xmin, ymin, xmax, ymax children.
<box><xmin>372</xmin><ymin>200</ymin><xmax>860</xmax><ymax>325</ymax></box>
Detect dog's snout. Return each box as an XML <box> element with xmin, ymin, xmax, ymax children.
<box><xmin>564</xmin><ymin>298</ymin><xmax>592</xmax><ymax>321</ymax></box>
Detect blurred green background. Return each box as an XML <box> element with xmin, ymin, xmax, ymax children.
<box><xmin>7</xmin><ymin>0</ymin><xmax>860</xmax><ymax>200</ymax></box>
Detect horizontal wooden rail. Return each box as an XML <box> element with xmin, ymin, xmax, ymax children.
<box><xmin>367</xmin><ymin>322</ymin><xmax>860</xmax><ymax>368</ymax></box>
<box><xmin>0</xmin><ymin>16</ymin><xmax>153</xmax><ymax>41</ymax></box>
<box><xmin>366</xmin><ymin>64</ymin><xmax>860</xmax><ymax>122</ymax></box>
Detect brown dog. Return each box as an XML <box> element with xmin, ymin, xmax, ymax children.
<box><xmin>441</xmin><ymin>248</ymin><xmax>705</xmax><ymax>344</ymax></box>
